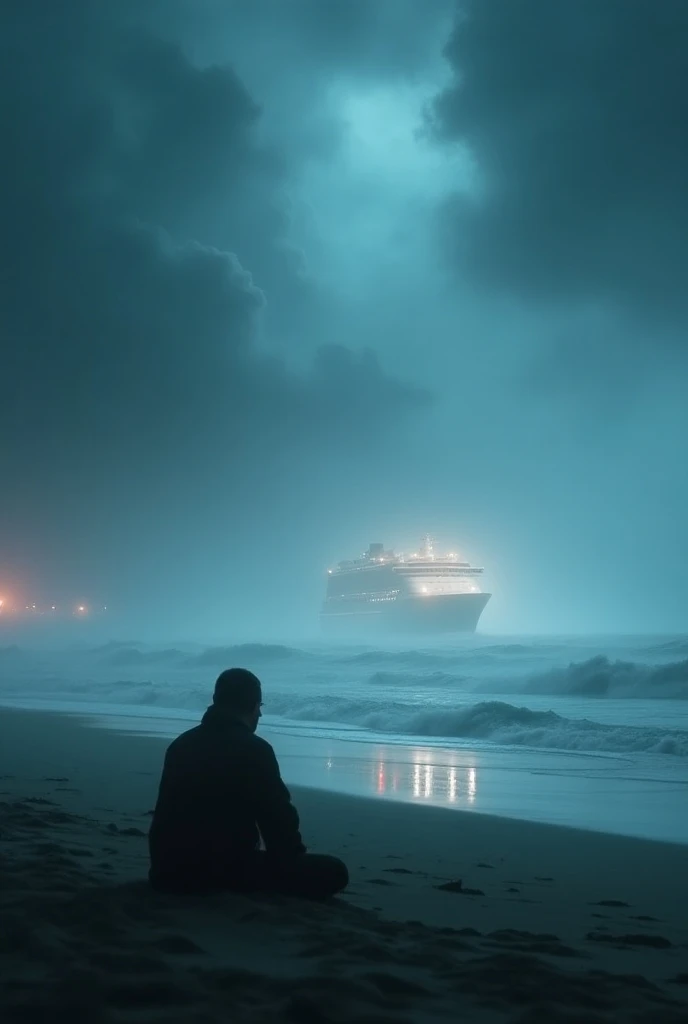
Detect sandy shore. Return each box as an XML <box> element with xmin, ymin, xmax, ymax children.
<box><xmin>1</xmin><ymin>708</ymin><xmax>687</xmax><ymax>1022</ymax></box>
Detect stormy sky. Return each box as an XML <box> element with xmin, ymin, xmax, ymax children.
<box><xmin>1</xmin><ymin>0</ymin><xmax>687</xmax><ymax>636</ymax></box>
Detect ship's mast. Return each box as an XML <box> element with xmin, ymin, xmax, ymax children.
<box><xmin>420</xmin><ymin>534</ymin><xmax>434</xmax><ymax>560</ymax></box>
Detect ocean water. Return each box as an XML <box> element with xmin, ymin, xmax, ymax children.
<box><xmin>1</xmin><ymin>634</ymin><xmax>687</xmax><ymax>842</ymax></box>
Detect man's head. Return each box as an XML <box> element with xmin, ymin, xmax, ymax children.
<box><xmin>213</xmin><ymin>668</ymin><xmax>262</xmax><ymax>732</ymax></box>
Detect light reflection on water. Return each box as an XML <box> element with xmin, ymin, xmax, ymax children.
<box><xmin>330</xmin><ymin>748</ymin><xmax>479</xmax><ymax>808</ymax></box>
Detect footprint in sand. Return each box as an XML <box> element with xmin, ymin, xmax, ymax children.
<box><xmin>150</xmin><ymin>934</ymin><xmax>205</xmax><ymax>955</ymax></box>
<box><xmin>32</xmin><ymin>842</ymin><xmax>67</xmax><ymax>855</ymax></box>
<box><xmin>484</xmin><ymin>928</ymin><xmax>584</xmax><ymax>959</ymax></box>
<box><xmin>107</xmin><ymin>978</ymin><xmax>199</xmax><ymax>1010</ymax></box>
<box><xmin>586</xmin><ymin>931</ymin><xmax>673</xmax><ymax>949</ymax></box>
<box><xmin>105</xmin><ymin>823</ymin><xmax>146</xmax><ymax>837</ymax></box>
<box><xmin>434</xmin><ymin>880</ymin><xmax>485</xmax><ymax>897</ymax></box>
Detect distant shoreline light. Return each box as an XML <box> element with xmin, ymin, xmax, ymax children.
<box><xmin>0</xmin><ymin>600</ymin><xmax>108</xmax><ymax>618</ymax></box>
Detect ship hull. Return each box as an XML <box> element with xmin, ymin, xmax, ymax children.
<box><xmin>321</xmin><ymin>592</ymin><xmax>491</xmax><ymax>636</ymax></box>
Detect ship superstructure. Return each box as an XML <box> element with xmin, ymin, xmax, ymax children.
<box><xmin>322</xmin><ymin>536</ymin><xmax>490</xmax><ymax>634</ymax></box>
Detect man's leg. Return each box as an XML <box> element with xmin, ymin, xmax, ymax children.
<box><xmin>237</xmin><ymin>852</ymin><xmax>349</xmax><ymax>900</ymax></box>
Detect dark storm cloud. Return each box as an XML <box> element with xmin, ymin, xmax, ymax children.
<box><xmin>153</xmin><ymin>0</ymin><xmax>455</xmax><ymax>81</ymax></box>
<box><xmin>0</xmin><ymin>2</ymin><xmax>424</xmax><ymax>453</ymax></box>
<box><xmin>431</xmin><ymin>0</ymin><xmax>688</xmax><ymax>323</ymax></box>
<box><xmin>0</xmin><ymin>1</ymin><xmax>427</xmax><ymax>611</ymax></box>
<box><xmin>148</xmin><ymin>0</ymin><xmax>458</xmax><ymax>187</ymax></box>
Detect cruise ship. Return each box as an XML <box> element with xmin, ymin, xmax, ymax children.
<box><xmin>322</xmin><ymin>537</ymin><xmax>490</xmax><ymax>635</ymax></box>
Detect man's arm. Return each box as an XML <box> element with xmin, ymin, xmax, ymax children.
<box><xmin>253</xmin><ymin>742</ymin><xmax>306</xmax><ymax>857</ymax></box>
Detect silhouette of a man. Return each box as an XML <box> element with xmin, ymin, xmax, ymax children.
<box><xmin>148</xmin><ymin>667</ymin><xmax>348</xmax><ymax>899</ymax></box>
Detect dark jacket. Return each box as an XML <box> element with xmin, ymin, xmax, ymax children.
<box><xmin>148</xmin><ymin>705</ymin><xmax>305</xmax><ymax>878</ymax></box>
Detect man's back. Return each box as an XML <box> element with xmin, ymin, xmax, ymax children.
<box><xmin>148</xmin><ymin>668</ymin><xmax>347</xmax><ymax>900</ymax></box>
<box><xmin>149</xmin><ymin>703</ymin><xmax>305</xmax><ymax>885</ymax></box>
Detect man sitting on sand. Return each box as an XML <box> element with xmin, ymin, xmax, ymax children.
<box><xmin>148</xmin><ymin>667</ymin><xmax>348</xmax><ymax>900</ymax></box>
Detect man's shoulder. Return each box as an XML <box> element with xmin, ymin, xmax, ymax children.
<box><xmin>165</xmin><ymin>723</ymin><xmax>275</xmax><ymax>765</ymax></box>
<box><xmin>166</xmin><ymin>724</ymin><xmax>202</xmax><ymax>751</ymax></box>
<box><xmin>249</xmin><ymin>732</ymin><xmax>276</xmax><ymax>760</ymax></box>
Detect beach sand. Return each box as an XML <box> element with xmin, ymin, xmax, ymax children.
<box><xmin>1</xmin><ymin>708</ymin><xmax>687</xmax><ymax>1022</ymax></box>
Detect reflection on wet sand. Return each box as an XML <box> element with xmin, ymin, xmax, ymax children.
<box><xmin>318</xmin><ymin>741</ymin><xmax>478</xmax><ymax>808</ymax></box>
<box><xmin>369</xmin><ymin>754</ymin><xmax>478</xmax><ymax>807</ymax></box>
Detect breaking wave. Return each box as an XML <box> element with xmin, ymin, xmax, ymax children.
<box><xmin>100</xmin><ymin>647</ymin><xmax>187</xmax><ymax>667</ymax></box>
<box><xmin>267</xmin><ymin>696</ymin><xmax>688</xmax><ymax>757</ymax></box>
<box><xmin>92</xmin><ymin>642</ymin><xmax>307</xmax><ymax>667</ymax></box>
<box><xmin>367</xmin><ymin>670</ymin><xmax>467</xmax><ymax>688</ymax></box>
<box><xmin>523</xmin><ymin>656</ymin><xmax>688</xmax><ymax>699</ymax></box>
<box><xmin>186</xmin><ymin>643</ymin><xmax>306</xmax><ymax>666</ymax></box>
<box><xmin>337</xmin><ymin>643</ymin><xmax>568</xmax><ymax>672</ymax></box>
